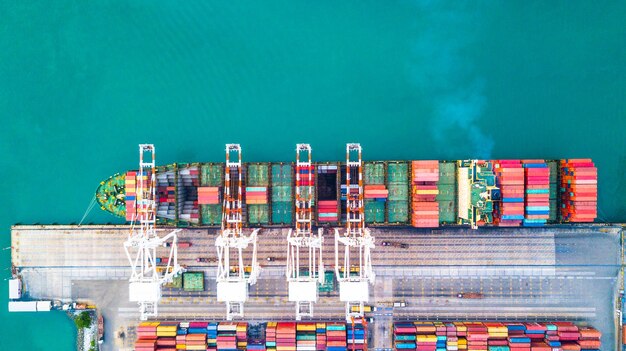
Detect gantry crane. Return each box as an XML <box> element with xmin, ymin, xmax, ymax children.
<box><xmin>215</xmin><ymin>144</ymin><xmax>260</xmax><ymax>320</ymax></box>
<box><xmin>334</xmin><ymin>143</ymin><xmax>375</xmax><ymax>321</ymax></box>
<box><xmin>286</xmin><ymin>144</ymin><xmax>324</xmax><ymax>320</ymax></box>
<box><xmin>124</xmin><ymin>144</ymin><xmax>183</xmax><ymax>320</ymax></box>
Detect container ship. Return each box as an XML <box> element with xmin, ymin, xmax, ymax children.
<box><xmin>96</xmin><ymin>145</ymin><xmax>597</xmax><ymax>229</ymax></box>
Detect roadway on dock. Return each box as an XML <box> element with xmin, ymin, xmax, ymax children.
<box><xmin>11</xmin><ymin>224</ymin><xmax>622</xmax><ymax>351</ymax></box>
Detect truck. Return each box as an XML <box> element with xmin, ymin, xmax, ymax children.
<box><xmin>165</xmin><ymin>241</ymin><xmax>191</xmax><ymax>248</ymax></box>
<box><xmin>381</xmin><ymin>241</ymin><xmax>409</xmax><ymax>249</ymax></box>
<box><xmin>457</xmin><ymin>292</ymin><xmax>483</xmax><ymax>299</ymax></box>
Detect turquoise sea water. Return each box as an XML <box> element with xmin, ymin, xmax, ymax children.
<box><xmin>1</xmin><ymin>1</ymin><xmax>625</xmax><ymax>349</ymax></box>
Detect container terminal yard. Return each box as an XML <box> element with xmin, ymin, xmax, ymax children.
<box><xmin>8</xmin><ymin>144</ymin><xmax>622</xmax><ymax>351</ymax></box>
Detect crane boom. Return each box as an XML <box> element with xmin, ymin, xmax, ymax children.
<box><xmin>124</xmin><ymin>144</ymin><xmax>183</xmax><ymax>320</ymax></box>
<box><xmin>335</xmin><ymin>143</ymin><xmax>375</xmax><ymax>321</ymax></box>
<box><xmin>287</xmin><ymin>144</ymin><xmax>324</xmax><ymax>320</ymax></box>
<box><xmin>215</xmin><ymin>144</ymin><xmax>260</xmax><ymax>320</ymax></box>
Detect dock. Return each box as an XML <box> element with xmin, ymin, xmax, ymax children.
<box><xmin>10</xmin><ymin>224</ymin><xmax>622</xmax><ymax>350</ymax></box>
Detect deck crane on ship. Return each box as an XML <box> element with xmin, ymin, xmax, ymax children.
<box><xmin>215</xmin><ymin>144</ymin><xmax>261</xmax><ymax>320</ymax></box>
<box><xmin>123</xmin><ymin>144</ymin><xmax>183</xmax><ymax>320</ymax></box>
<box><xmin>286</xmin><ymin>144</ymin><xmax>324</xmax><ymax>320</ymax></box>
<box><xmin>334</xmin><ymin>143</ymin><xmax>375</xmax><ymax>321</ymax></box>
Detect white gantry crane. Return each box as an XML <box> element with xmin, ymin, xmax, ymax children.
<box><xmin>215</xmin><ymin>144</ymin><xmax>261</xmax><ymax>320</ymax></box>
<box><xmin>124</xmin><ymin>144</ymin><xmax>183</xmax><ymax>321</ymax></box>
<box><xmin>286</xmin><ymin>144</ymin><xmax>324</xmax><ymax>320</ymax></box>
<box><xmin>334</xmin><ymin>143</ymin><xmax>375</xmax><ymax>321</ymax></box>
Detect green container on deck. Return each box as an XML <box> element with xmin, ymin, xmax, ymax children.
<box><xmin>387</xmin><ymin>162</ymin><xmax>408</xmax><ymax>184</ymax></box>
<box><xmin>248</xmin><ymin>164</ymin><xmax>269</xmax><ymax>186</ymax></box>
<box><xmin>387</xmin><ymin>200</ymin><xmax>408</xmax><ymax>223</ymax></box>
<box><xmin>272</xmin><ymin>185</ymin><xmax>292</xmax><ymax>202</ymax></box>
<box><xmin>388</xmin><ymin>184</ymin><xmax>409</xmax><ymax>201</ymax></box>
<box><xmin>364</xmin><ymin>162</ymin><xmax>385</xmax><ymax>185</ymax></box>
<box><xmin>364</xmin><ymin>200</ymin><xmax>385</xmax><ymax>223</ymax></box>
<box><xmin>438</xmin><ymin>162</ymin><xmax>456</xmax><ymax>184</ymax></box>
<box><xmin>271</xmin><ymin>164</ymin><xmax>293</xmax><ymax>185</ymax></box>
<box><xmin>272</xmin><ymin>201</ymin><xmax>292</xmax><ymax>224</ymax></box>
<box><xmin>436</xmin><ymin>184</ymin><xmax>456</xmax><ymax>201</ymax></box>
<box><xmin>164</xmin><ymin>274</ymin><xmax>183</xmax><ymax>289</ymax></box>
<box><xmin>201</xmin><ymin>204</ymin><xmax>222</xmax><ymax>225</ymax></box>
<box><xmin>438</xmin><ymin>200</ymin><xmax>456</xmax><ymax>223</ymax></box>
<box><xmin>200</xmin><ymin>164</ymin><xmax>224</xmax><ymax>186</ymax></box>
<box><xmin>183</xmin><ymin>272</ymin><xmax>204</xmax><ymax>292</ymax></box>
<box><xmin>248</xmin><ymin>204</ymin><xmax>269</xmax><ymax>224</ymax></box>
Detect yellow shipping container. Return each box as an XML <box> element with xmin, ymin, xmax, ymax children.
<box><xmin>176</xmin><ymin>345</ymin><xmax>186</xmax><ymax>350</ymax></box>
<box><xmin>156</xmin><ymin>332</ymin><xmax>177</xmax><ymax>337</ymax></box>
<box><xmin>413</xmin><ymin>189</ymin><xmax>439</xmax><ymax>195</ymax></box>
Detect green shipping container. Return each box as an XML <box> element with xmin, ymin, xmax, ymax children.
<box><xmin>364</xmin><ymin>200</ymin><xmax>385</xmax><ymax>223</ymax></box>
<box><xmin>200</xmin><ymin>164</ymin><xmax>224</xmax><ymax>187</ymax></box>
<box><xmin>272</xmin><ymin>185</ymin><xmax>292</xmax><ymax>202</ymax></box>
<box><xmin>248</xmin><ymin>164</ymin><xmax>269</xmax><ymax>187</ymax></box>
<box><xmin>388</xmin><ymin>184</ymin><xmax>409</xmax><ymax>201</ymax></box>
<box><xmin>438</xmin><ymin>162</ymin><xmax>456</xmax><ymax>184</ymax></box>
<box><xmin>272</xmin><ymin>201</ymin><xmax>292</xmax><ymax>224</ymax></box>
<box><xmin>200</xmin><ymin>204</ymin><xmax>222</xmax><ymax>225</ymax></box>
<box><xmin>364</xmin><ymin>162</ymin><xmax>385</xmax><ymax>185</ymax></box>
<box><xmin>387</xmin><ymin>200</ymin><xmax>408</xmax><ymax>223</ymax></box>
<box><xmin>436</xmin><ymin>184</ymin><xmax>456</xmax><ymax>201</ymax></box>
<box><xmin>183</xmin><ymin>272</ymin><xmax>204</xmax><ymax>292</ymax></box>
<box><xmin>164</xmin><ymin>274</ymin><xmax>183</xmax><ymax>289</ymax></box>
<box><xmin>272</xmin><ymin>164</ymin><xmax>293</xmax><ymax>186</ymax></box>
<box><xmin>248</xmin><ymin>204</ymin><xmax>269</xmax><ymax>224</ymax></box>
<box><xmin>438</xmin><ymin>200</ymin><xmax>456</xmax><ymax>223</ymax></box>
<box><xmin>387</xmin><ymin>162</ymin><xmax>408</xmax><ymax>184</ymax></box>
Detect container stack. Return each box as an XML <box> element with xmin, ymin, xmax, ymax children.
<box><xmin>156</xmin><ymin>170</ymin><xmax>176</xmax><ymax>220</ymax></box>
<box><xmin>246</xmin><ymin>187</ymin><xmax>268</xmax><ymax>204</ymax></box>
<box><xmin>276</xmin><ymin>322</ymin><xmax>296</xmax><ymax>351</ymax></box>
<box><xmin>548</xmin><ymin>161</ymin><xmax>559</xmax><ymax>222</ymax></box>
<box><xmin>272</xmin><ymin>164</ymin><xmax>294</xmax><ymax>225</ymax></box>
<box><xmin>340</xmin><ymin>184</ymin><xmax>360</xmax><ymax>201</ymax></box>
<box><xmin>326</xmin><ymin>323</ymin><xmax>347</xmax><ymax>351</ymax></box>
<box><xmin>387</xmin><ymin>321</ymin><xmax>602</xmax><ymax>351</ymax></box>
<box><xmin>236</xmin><ymin>322</ymin><xmax>248</xmax><ymax>350</ymax></box>
<box><xmin>560</xmin><ymin>159</ymin><xmax>598</xmax><ymax>222</ymax></box>
<box><xmin>347</xmin><ymin>322</ymin><xmax>365</xmax><ymax>351</ymax></box>
<box><xmin>207</xmin><ymin>323</ymin><xmax>218</xmax><ymax>351</ymax></box>
<box><xmin>436</xmin><ymin>162</ymin><xmax>457</xmax><ymax>224</ymax></box>
<box><xmin>577</xmin><ymin>327</ymin><xmax>601</xmax><ymax>350</ymax></box>
<box><xmin>318</xmin><ymin>200</ymin><xmax>338</xmax><ymax>222</ymax></box>
<box><xmin>124</xmin><ymin>171</ymin><xmax>137</xmax><ymax>221</ymax></box>
<box><xmin>296</xmin><ymin>323</ymin><xmax>316</xmax><ymax>351</ymax></box>
<box><xmin>522</xmin><ymin>160</ymin><xmax>550</xmax><ymax>227</ymax></box>
<box><xmin>266</xmin><ymin>322</ymin><xmax>277</xmax><ymax>351</ymax></box>
<box><xmin>387</xmin><ymin>162</ymin><xmax>409</xmax><ymax>224</ymax></box>
<box><xmin>178</xmin><ymin>166</ymin><xmax>200</xmax><ymax>224</ymax></box>
<box><xmin>393</xmin><ymin>322</ymin><xmax>416</xmax><ymax>350</ymax></box>
<box><xmin>494</xmin><ymin>160</ymin><xmax>525</xmax><ymax>226</ymax></box>
<box><xmin>175</xmin><ymin>322</ymin><xmax>188</xmax><ymax>350</ymax></box>
<box><xmin>200</xmin><ymin>164</ymin><xmax>224</xmax><ymax>225</ymax></box>
<box><xmin>198</xmin><ymin>187</ymin><xmax>220</xmax><ymax>204</ymax></box>
<box><xmin>155</xmin><ymin>322</ymin><xmax>177</xmax><ymax>351</ymax></box>
<box><xmin>316</xmin><ymin>323</ymin><xmax>327</xmax><ymax>351</ymax></box>
<box><xmin>415</xmin><ymin>322</ymin><xmax>437</xmax><ymax>350</ymax></box>
<box><xmin>187</xmin><ymin>321</ymin><xmax>208</xmax><ymax>351</ymax></box>
<box><xmin>411</xmin><ymin>160</ymin><xmax>439</xmax><ymax>228</ymax></box>
<box><xmin>217</xmin><ymin>322</ymin><xmax>237</xmax><ymax>351</ymax></box>
<box><xmin>317</xmin><ymin>164</ymin><xmax>339</xmax><ymax>223</ymax></box>
<box><xmin>363</xmin><ymin>162</ymin><xmax>386</xmax><ymax>224</ymax></box>
<box><xmin>135</xmin><ymin>321</ymin><xmax>159</xmax><ymax>351</ymax></box>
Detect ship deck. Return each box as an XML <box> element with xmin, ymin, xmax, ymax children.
<box><xmin>11</xmin><ymin>224</ymin><xmax>623</xmax><ymax>351</ymax></box>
